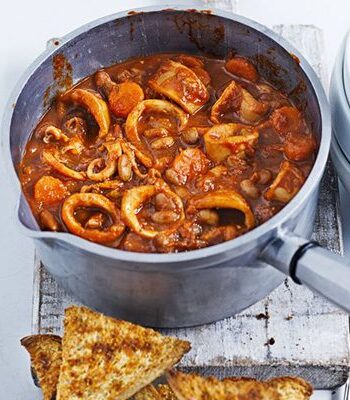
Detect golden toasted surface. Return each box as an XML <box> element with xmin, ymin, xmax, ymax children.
<box><xmin>134</xmin><ymin>385</ymin><xmax>162</xmax><ymax>400</ymax></box>
<box><xmin>167</xmin><ymin>370</ymin><xmax>280</xmax><ymax>400</ymax></box>
<box><xmin>156</xmin><ymin>384</ymin><xmax>177</xmax><ymax>400</ymax></box>
<box><xmin>268</xmin><ymin>377</ymin><xmax>313</xmax><ymax>400</ymax></box>
<box><xmin>56</xmin><ymin>306</ymin><xmax>191</xmax><ymax>400</ymax></box>
<box><xmin>21</xmin><ymin>334</ymin><xmax>62</xmax><ymax>400</ymax></box>
<box><xmin>167</xmin><ymin>370</ymin><xmax>313</xmax><ymax>400</ymax></box>
<box><xmin>20</xmin><ymin>307</ymin><xmax>312</xmax><ymax>400</ymax></box>
<box><xmin>133</xmin><ymin>384</ymin><xmax>177</xmax><ymax>400</ymax></box>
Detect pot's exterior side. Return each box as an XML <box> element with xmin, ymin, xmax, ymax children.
<box><xmin>34</xmin><ymin>187</ymin><xmax>318</xmax><ymax>327</ymax></box>
<box><xmin>5</xmin><ymin>8</ymin><xmax>329</xmax><ymax>327</ymax></box>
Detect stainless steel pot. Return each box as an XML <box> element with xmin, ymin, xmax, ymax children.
<box><xmin>3</xmin><ymin>6</ymin><xmax>350</xmax><ymax>328</ymax></box>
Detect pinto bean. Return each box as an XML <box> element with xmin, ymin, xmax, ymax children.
<box><xmin>240</xmin><ymin>179</ymin><xmax>260</xmax><ymax>199</ymax></box>
<box><xmin>151</xmin><ymin>211</ymin><xmax>179</xmax><ymax>224</ymax></box>
<box><xmin>198</xmin><ymin>209</ymin><xmax>219</xmax><ymax>226</ymax></box>
<box><xmin>155</xmin><ymin>193</ymin><xmax>176</xmax><ymax>211</ymax></box>
<box><xmin>181</xmin><ymin>128</ymin><xmax>199</xmax><ymax>144</ymax></box>
<box><xmin>165</xmin><ymin>168</ymin><xmax>182</xmax><ymax>186</ymax></box>
<box><xmin>39</xmin><ymin>210</ymin><xmax>59</xmax><ymax>231</ymax></box>
<box><xmin>273</xmin><ymin>187</ymin><xmax>292</xmax><ymax>203</ymax></box>
<box><xmin>251</xmin><ymin>169</ymin><xmax>272</xmax><ymax>185</ymax></box>
<box><xmin>118</xmin><ymin>154</ymin><xmax>132</xmax><ymax>181</ymax></box>
<box><xmin>151</xmin><ymin>136</ymin><xmax>175</xmax><ymax>150</ymax></box>
<box><xmin>143</xmin><ymin>128</ymin><xmax>169</xmax><ymax>138</ymax></box>
<box><xmin>84</xmin><ymin>213</ymin><xmax>105</xmax><ymax>229</ymax></box>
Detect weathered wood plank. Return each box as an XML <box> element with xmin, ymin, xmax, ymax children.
<box><xmin>202</xmin><ymin>0</ymin><xmax>237</xmax><ymax>11</ymax></box>
<box><xmin>31</xmin><ymin>24</ymin><xmax>350</xmax><ymax>389</ymax></box>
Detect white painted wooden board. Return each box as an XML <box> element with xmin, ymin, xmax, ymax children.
<box><xmin>31</xmin><ymin>23</ymin><xmax>350</xmax><ymax>389</ymax></box>
<box><xmin>203</xmin><ymin>0</ymin><xmax>238</xmax><ymax>11</ymax></box>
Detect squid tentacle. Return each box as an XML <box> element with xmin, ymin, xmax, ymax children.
<box><xmin>42</xmin><ymin>148</ymin><xmax>86</xmax><ymax>180</ymax></box>
<box><xmin>86</xmin><ymin>141</ymin><xmax>122</xmax><ymax>182</ymax></box>
<box><xmin>37</xmin><ymin>124</ymin><xmax>69</xmax><ymax>143</ymax></box>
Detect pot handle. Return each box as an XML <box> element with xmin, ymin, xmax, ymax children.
<box><xmin>260</xmin><ymin>230</ymin><xmax>350</xmax><ymax>313</ymax></box>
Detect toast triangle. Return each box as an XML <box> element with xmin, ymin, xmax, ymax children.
<box><xmin>56</xmin><ymin>306</ymin><xmax>190</xmax><ymax>400</ymax></box>
<box><xmin>21</xmin><ymin>334</ymin><xmax>62</xmax><ymax>400</ymax></box>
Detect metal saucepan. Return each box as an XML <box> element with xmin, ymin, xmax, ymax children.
<box><xmin>3</xmin><ymin>6</ymin><xmax>350</xmax><ymax>328</ymax></box>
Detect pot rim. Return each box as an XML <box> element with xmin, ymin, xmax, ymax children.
<box><xmin>2</xmin><ymin>5</ymin><xmax>331</xmax><ymax>264</ymax></box>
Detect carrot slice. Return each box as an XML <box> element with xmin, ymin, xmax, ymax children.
<box><xmin>108</xmin><ymin>82</ymin><xmax>144</xmax><ymax>118</ymax></box>
<box><xmin>225</xmin><ymin>57</ymin><xmax>259</xmax><ymax>82</ymax></box>
<box><xmin>34</xmin><ymin>175</ymin><xmax>68</xmax><ymax>206</ymax></box>
<box><xmin>270</xmin><ymin>106</ymin><xmax>302</xmax><ymax>136</ymax></box>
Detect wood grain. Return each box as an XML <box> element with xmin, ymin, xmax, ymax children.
<box><xmin>31</xmin><ymin>24</ymin><xmax>350</xmax><ymax>389</ymax></box>
<box><xmin>203</xmin><ymin>0</ymin><xmax>237</xmax><ymax>11</ymax></box>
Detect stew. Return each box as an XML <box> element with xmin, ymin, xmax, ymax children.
<box><xmin>18</xmin><ymin>53</ymin><xmax>317</xmax><ymax>253</ymax></box>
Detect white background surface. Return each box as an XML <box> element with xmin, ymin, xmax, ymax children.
<box><xmin>1</xmin><ymin>0</ymin><xmax>350</xmax><ymax>398</ymax></box>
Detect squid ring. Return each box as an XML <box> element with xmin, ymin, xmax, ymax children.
<box><xmin>87</xmin><ymin>158</ymin><xmax>118</xmax><ymax>182</ymax></box>
<box><xmin>121</xmin><ymin>181</ymin><xmax>185</xmax><ymax>239</ymax></box>
<box><xmin>190</xmin><ymin>190</ymin><xmax>255</xmax><ymax>229</ymax></box>
<box><xmin>42</xmin><ymin>149</ymin><xmax>86</xmax><ymax>180</ymax></box>
<box><xmin>62</xmin><ymin>89</ymin><xmax>111</xmax><ymax>138</ymax></box>
<box><xmin>125</xmin><ymin>99</ymin><xmax>188</xmax><ymax>155</ymax></box>
<box><xmin>86</xmin><ymin>141</ymin><xmax>122</xmax><ymax>182</ymax></box>
<box><xmin>62</xmin><ymin>193</ymin><xmax>125</xmax><ymax>243</ymax></box>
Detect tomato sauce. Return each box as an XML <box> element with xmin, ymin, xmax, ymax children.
<box><xmin>18</xmin><ymin>53</ymin><xmax>317</xmax><ymax>253</ymax></box>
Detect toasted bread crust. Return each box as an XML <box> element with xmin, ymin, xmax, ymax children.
<box><xmin>167</xmin><ymin>370</ymin><xmax>313</xmax><ymax>400</ymax></box>
<box><xmin>21</xmin><ymin>334</ymin><xmax>62</xmax><ymax>400</ymax></box>
<box><xmin>134</xmin><ymin>385</ymin><xmax>161</xmax><ymax>400</ymax></box>
<box><xmin>157</xmin><ymin>384</ymin><xmax>177</xmax><ymax>400</ymax></box>
<box><xmin>21</xmin><ymin>309</ymin><xmax>312</xmax><ymax>400</ymax></box>
<box><xmin>56</xmin><ymin>306</ymin><xmax>190</xmax><ymax>400</ymax></box>
<box><xmin>167</xmin><ymin>370</ymin><xmax>280</xmax><ymax>400</ymax></box>
<box><xmin>268</xmin><ymin>377</ymin><xmax>313</xmax><ymax>400</ymax></box>
<box><xmin>133</xmin><ymin>384</ymin><xmax>177</xmax><ymax>400</ymax></box>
